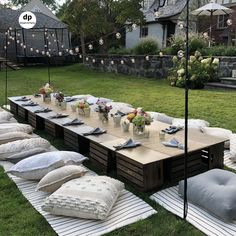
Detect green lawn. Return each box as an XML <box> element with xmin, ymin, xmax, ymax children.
<box><xmin>0</xmin><ymin>63</ymin><xmax>235</xmax><ymax>236</ymax></box>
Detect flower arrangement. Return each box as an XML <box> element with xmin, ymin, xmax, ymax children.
<box><xmin>127</xmin><ymin>108</ymin><xmax>153</xmax><ymax>126</ymax></box>
<box><xmin>39</xmin><ymin>83</ymin><xmax>53</xmax><ymax>95</ymax></box>
<box><xmin>168</xmin><ymin>51</ymin><xmax>219</xmax><ymax>89</ymax></box>
<box><xmin>54</xmin><ymin>92</ymin><xmax>64</xmax><ymax>102</ymax></box>
<box><xmin>76</xmin><ymin>100</ymin><xmax>90</xmax><ymax>116</ymax></box>
<box><xmin>95</xmin><ymin>100</ymin><xmax>112</xmax><ymax>121</ymax></box>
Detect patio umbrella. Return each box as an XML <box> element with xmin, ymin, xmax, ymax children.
<box><xmin>191</xmin><ymin>0</ymin><xmax>232</xmax><ymax>46</ymax></box>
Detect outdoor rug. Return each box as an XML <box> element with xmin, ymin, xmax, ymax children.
<box><xmin>0</xmin><ymin>161</ymin><xmax>157</xmax><ymax>236</ymax></box>
<box><xmin>224</xmin><ymin>150</ymin><xmax>236</xmax><ymax>170</ymax></box>
<box><xmin>150</xmin><ymin>186</ymin><xmax>236</xmax><ymax>236</ymax></box>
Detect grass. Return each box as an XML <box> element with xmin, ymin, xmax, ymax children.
<box><xmin>0</xmin><ymin>63</ymin><xmax>235</xmax><ymax>235</ymax></box>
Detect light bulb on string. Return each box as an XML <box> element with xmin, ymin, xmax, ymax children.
<box><xmin>111</xmin><ymin>60</ymin><xmax>114</xmax><ymax>65</ymax></box>
<box><xmin>7</xmin><ymin>41</ymin><xmax>10</xmax><ymax>45</ymax></box>
<box><xmin>52</xmin><ymin>34</ymin><xmax>55</xmax><ymax>37</ymax></box>
<box><xmin>131</xmin><ymin>58</ymin><xmax>135</xmax><ymax>63</ymax></box>
<box><xmin>159</xmin><ymin>51</ymin><xmax>164</xmax><ymax>57</ymax></box>
<box><xmin>92</xmin><ymin>59</ymin><xmax>96</xmax><ymax>63</ymax></box>
<box><xmin>48</xmin><ymin>48</ymin><xmax>51</xmax><ymax>52</ymax></box>
<box><xmin>145</xmin><ymin>55</ymin><xmax>149</xmax><ymax>61</ymax></box>
<box><xmin>61</xmin><ymin>45</ymin><xmax>64</xmax><ymax>48</ymax></box>
<box><xmin>75</xmin><ymin>47</ymin><xmax>79</xmax><ymax>53</ymax></box>
<box><xmin>9</xmin><ymin>27</ymin><xmax>12</xmax><ymax>31</ymax></box>
<box><xmin>5</xmin><ymin>31</ymin><xmax>8</xmax><ymax>35</ymax></box>
<box><xmin>42</xmin><ymin>50</ymin><xmax>45</xmax><ymax>55</ymax></box>
<box><xmin>154</xmin><ymin>10</ymin><xmax>160</xmax><ymax>18</ymax></box>
<box><xmin>54</xmin><ymin>39</ymin><xmax>56</xmax><ymax>42</ymax></box>
<box><xmin>16</xmin><ymin>40</ymin><xmax>20</xmax><ymax>44</ymax></box>
<box><xmin>17</xmin><ymin>33</ymin><xmax>21</xmax><ymax>37</ymax></box>
<box><xmin>66</xmin><ymin>49</ymin><xmax>69</xmax><ymax>52</ymax></box>
<box><xmin>101</xmin><ymin>59</ymin><xmax>104</xmax><ymax>64</ymax></box>
<box><xmin>203</xmin><ymin>32</ymin><xmax>208</xmax><ymax>39</ymax></box>
<box><xmin>132</xmin><ymin>23</ymin><xmax>137</xmax><ymax>30</ymax></box>
<box><xmin>99</xmin><ymin>38</ymin><xmax>104</xmax><ymax>45</ymax></box>
<box><xmin>178</xmin><ymin>21</ymin><xmax>185</xmax><ymax>30</ymax></box>
<box><xmin>58</xmin><ymin>51</ymin><xmax>62</xmax><ymax>56</ymax></box>
<box><xmin>86</xmin><ymin>57</ymin><xmax>89</xmax><ymax>61</ymax></box>
<box><xmin>116</xmin><ymin>32</ymin><xmax>121</xmax><ymax>39</ymax></box>
<box><xmin>44</xmin><ymin>44</ymin><xmax>48</xmax><ymax>48</ymax></box>
<box><xmin>32</xmin><ymin>34</ymin><xmax>35</xmax><ymax>38</ymax></box>
<box><xmin>69</xmin><ymin>49</ymin><xmax>73</xmax><ymax>55</ymax></box>
<box><xmin>120</xmin><ymin>60</ymin><xmax>124</xmax><ymax>64</ymax></box>
<box><xmin>48</xmin><ymin>42</ymin><xmax>51</xmax><ymax>45</ymax></box>
<box><xmin>4</xmin><ymin>46</ymin><xmax>6</xmax><ymax>50</ymax></box>
<box><xmin>79</xmin><ymin>54</ymin><xmax>82</xmax><ymax>59</ymax></box>
<box><xmin>20</xmin><ymin>43</ymin><xmax>23</xmax><ymax>47</ymax></box>
<box><xmin>11</xmin><ymin>37</ymin><xmax>14</xmax><ymax>41</ymax></box>
<box><xmin>227</xmin><ymin>19</ymin><xmax>233</xmax><ymax>26</ymax></box>
<box><xmin>30</xmin><ymin>47</ymin><xmax>33</xmax><ymax>52</ymax></box>
<box><xmin>177</xmin><ymin>50</ymin><xmax>184</xmax><ymax>58</ymax></box>
<box><xmin>36</xmin><ymin>49</ymin><xmax>39</xmax><ymax>53</ymax></box>
<box><xmin>88</xmin><ymin>44</ymin><xmax>93</xmax><ymax>50</ymax></box>
<box><xmin>46</xmin><ymin>51</ymin><xmax>50</xmax><ymax>56</ymax></box>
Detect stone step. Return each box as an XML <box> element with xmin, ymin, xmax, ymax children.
<box><xmin>220</xmin><ymin>77</ymin><xmax>236</xmax><ymax>85</ymax></box>
<box><xmin>205</xmin><ymin>82</ymin><xmax>236</xmax><ymax>90</ymax></box>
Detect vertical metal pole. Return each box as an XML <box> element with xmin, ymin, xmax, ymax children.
<box><xmin>5</xmin><ymin>29</ymin><xmax>8</xmax><ymax>106</ymax></box>
<box><xmin>14</xmin><ymin>28</ymin><xmax>18</xmax><ymax>63</ymax></box>
<box><xmin>55</xmin><ymin>28</ymin><xmax>59</xmax><ymax>53</ymax></box>
<box><xmin>184</xmin><ymin>0</ymin><xmax>190</xmax><ymax>219</ymax></box>
<box><xmin>22</xmin><ymin>28</ymin><xmax>27</xmax><ymax>65</ymax></box>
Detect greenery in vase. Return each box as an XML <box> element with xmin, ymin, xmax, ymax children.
<box><xmin>127</xmin><ymin>107</ymin><xmax>153</xmax><ymax>126</ymax></box>
<box><xmin>39</xmin><ymin>83</ymin><xmax>53</xmax><ymax>95</ymax></box>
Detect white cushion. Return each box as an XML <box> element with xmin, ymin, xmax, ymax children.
<box><xmin>230</xmin><ymin>134</ymin><xmax>236</xmax><ymax>161</ymax></box>
<box><xmin>0</xmin><ymin>137</ymin><xmax>51</xmax><ymax>160</ymax></box>
<box><xmin>86</xmin><ymin>96</ymin><xmax>98</xmax><ymax>104</ymax></box>
<box><xmin>0</xmin><ymin>131</ymin><xmax>32</xmax><ymax>145</ymax></box>
<box><xmin>173</xmin><ymin>118</ymin><xmax>209</xmax><ymax>128</ymax></box>
<box><xmin>0</xmin><ymin>117</ymin><xmax>18</xmax><ymax>124</ymax></box>
<box><xmin>0</xmin><ymin>111</ymin><xmax>13</xmax><ymax>121</ymax></box>
<box><xmin>148</xmin><ymin>112</ymin><xmax>173</xmax><ymax>124</ymax></box>
<box><xmin>72</xmin><ymin>94</ymin><xmax>92</xmax><ymax>100</ymax></box>
<box><xmin>201</xmin><ymin>127</ymin><xmax>232</xmax><ymax>149</ymax></box>
<box><xmin>6</xmin><ymin>151</ymin><xmax>88</xmax><ymax>180</ymax></box>
<box><xmin>0</xmin><ymin>123</ymin><xmax>33</xmax><ymax>135</ymax></box>
<box><xmin>36</xmin><ymin>165</ymin><xmax>88</xmax><ymax>193</ymax></box>
<box><xmin>41</xmin><ymin>176</ymin><xmax>124</xmax><ymax>220</ymax></box>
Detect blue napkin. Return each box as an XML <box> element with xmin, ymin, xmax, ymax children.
<box><xmin>162</xmin><ymin>138</ymin><xmax>184</xmax><ymax>149</ymax></box>
<box><xmin>113</xmin><ymin>138</ymin><xmax>141</xmax><ymax>150</ymax></box>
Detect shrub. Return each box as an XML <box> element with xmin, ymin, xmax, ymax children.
<box><xmin>133</xmin><ymin>38</ymin><xmax>159</xmax><ymax>55</ymax></box>
<box><xmin>167</xmin><ymin>33</ymin><xmax>208</xmax><ymax>55</ymax></box>
<box><xmin>108</xmin><ymin>47</ymin><xmax>133</xmax><ymax>55</ymax></box>
<box><xmin>167</xmin><ymin>51</ymin><xmax>219</xmax><ymax>89</ymax></box>
<box><xmin>200</xmin><ymin>46</ymin><xmax>236</xmax><ymax>56</ymax></box>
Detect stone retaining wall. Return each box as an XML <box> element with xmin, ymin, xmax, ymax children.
<box><xmin>84</xmin><ymin>54</ymin><xmax>236</xmax><ymax>79</ymax></box>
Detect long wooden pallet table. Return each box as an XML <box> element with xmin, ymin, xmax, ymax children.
<box><xmin>8</xmin><ymin>95</ymin><xmax>227</xmax><ymax>192</ymax></box>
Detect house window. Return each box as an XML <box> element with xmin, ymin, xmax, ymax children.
<box><xmin>218</xmin><ymin>15</ymin><xmax>228</xmax><ymax>29</ymax></box>
<box><xmin>140</xmin><ymin>26</ymin><xmax>148</xmax><ymax>38</ymax></box>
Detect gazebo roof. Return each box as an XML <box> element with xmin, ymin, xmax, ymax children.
<box><xmin>0</xmin><ymin>8</ymin><xmax>67</xmax><ymax>30</ymax></box>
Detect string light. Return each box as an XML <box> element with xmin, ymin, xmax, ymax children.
<box><xmin>131</xmin><ymin>58</ymin><xmax>135</xmax><ymax>63</ymax></box>
<box><xmin>99</xmin><ymin>38</ymin><xmax>104</xmax><ymax>45</ymax></box>
<box><xmin>88</xmin><ymin>44</ymin><xmax>93</xmax><ymax>50</ymax></box>
<box><xmin>36</xmin><ymin>49</ymin><xmax>39</xmax><ymax>53</ymax></box>
<box><xmin>92</xmin><ymin>59</ymin><xmax>96</xmax><ymax>63</ymax></box>
<box><xmin>42</xmin><ymin>50</ymin><xmax>45</xmax><ymax>55</ymax></box>
<box><xmin>32</xmin><ymin>34</ymin><xmax>35</xmax><ymax>38</ymax></box>
<box><xmin>46</xmin><ymin>51</ymin><xmax>50</xmax><ymax>56</ymax></box>
<box><xmin>69</xmin><ymin>49</ymin><xmax>73</xmax><ymax>55</ymax></box>
<box><xmin>111</xmin><ymin>60</ymin><xmax>114</xmax><ymax>65</ymax></box>
<box><xmin>48</xmin><ymin>48</ymin><xmax>51</xmax><ymax>52</ymax></box>
<box><xmin>4</xmin><ymin>46</ymin><xmax>6</xmax><ymax>50</ymax></box>
<box><xmin>58</xmin><ymin>51</ymin><xmax>62</xmax><ymax>56</ymax></box>
<box><xmin>120</xmin><ymin>60</ymin><xmax>124</xmax><ymax>64</ymax></box>
<box><xmin>178</xmin><ymin>21</ymin><xmax>185</xmax><ymax>29</ymax></box>
<box><xmin>20</xmin><ymin>43</ymin><xmax>23</xmax><ymax>47</ymax></box>
<box><xmin>145</xmin><ymin>55</ymin><xmax>149</xmax><ymax>61</ymax></box>
<box><xmin>66</xmin><ymin>49</ymin><xmax>69</xmax><ymax>52</ymax></box>
<box><xmin>17</xmin><ymin>33</ymin><xmax>20</xmax><ymax>37</ymax></box>
<box><xmin>154</xmin><ymin>11</ymin><xmax>160</xmax><ymax>18</ymax></box>
<box><xmin>159</xmin><ymin>51</ymin><xmax>163</xmax><ymax>57</ymax></box>
<box><xmin>7</xmin><ymin>41</ymin><xmax>10</xmax><ymax>45</ymax></box>
<box><xmin>61</xmin><ymin>45</ymin><xmax>64</xmax><ymax>48</ymax></box>
<box><xmin>203</xmin><ymin>32</ymin><xmax>208</xmax><ymax>39</ymax></box>
<box><xmin>16</xmin><ymin>40</ymin><xmax>20</xmax><ymax>44</ymax></box>
<box><xmin>132</xmin><ymin>23</ymin><xmax>137</xmax><ymax>30</ymax></box>
<box><xmin>86</xmin><ymin>57</ymin><xmax>89</xmax><ymax>61</ymax></box>
<box><xmin>30</xmin><ymin>47</ymin><xmax>33</xmax><ymax>51</ymax></box>
<box><xmin>79</xmin><ymin>54</ymin><xmax>82</xmax><ymax>58</ymax></box>
<box><xmin>101</xmin><ymin>59</ymin><xmax>104</xmax><ymax>64</ymax></box>
<box><xmin>116</xmin><ymin>32</ymin><xmax>121</xmax><ymax>39</ymax></box>
<box><xmin>75</xmin><ymin>47</ymin><xmax>79</xmax><ymax>53</ymax></box>
<box><xmin>227</xmin><ymin>19</ymin><xmax>233</xmax><ymax>26</ymax></box>
<box><xmin>48</xmin><ymin>42</ymin><xmax>51</xmax><ymax>45</ymax></box>
<box><xmin>177</xmin><ymin>50</ymin><xmax>184</xmax><ymax>58</ymax></box>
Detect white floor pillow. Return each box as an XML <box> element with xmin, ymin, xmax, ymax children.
<box><xmin>148</xmin><ymin>112</ymin><xmax>174</xmax><ymax>124</ymax></box>
<box><xmin>41</xmin><ymin>176</ymin><xmax>124</xmax><ymax>220</ymax></box>
<box><xmin>0</xmin><ymin>137</ymin><xmax>50</xmax><ymax>160</ymax></box>
<box><xmin>7</xmin><ymin>151</ymin><xmax>88</xmax><ymax>180</ymax></box>
<box><xmin>0</xmin><ymin>123</ymin><xmax>33</xmax><ymax>134</ymax></box>
<box><xmin>36</xmin><ymin>165</ymin><xmax>88</xmax><ymax>193</ymax></box>
<box><xmin>0</xmin><ymin>117</ymin><xmax>18</xmax><ymax>124</ymax></box>
<box><xmin>173</xmin><ymin>118</ymin><xmax>209</xmax><ymax>128</ymax></box>
<box><xmin>0</xmin><ymin>111</ymin><xmax>13</xmax><ymax>121</ymax></box>
<box><xmin>0</xmin><ymin>131</ymin><xmax>32</xmax><ymax>145</ymax></box>
<box><xmin>201</xmin><ymin>127</ymin><xmax>232</xmax><ymax>149</ymax></box>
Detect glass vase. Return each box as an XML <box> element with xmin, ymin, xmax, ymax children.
<box><xmin>133</xmin><ymin>124</ymin><xmax>145</xmax><ymax>135</ymax></box>
<box><xmin>43</xmin><ymin>94</ymin><xmax>51</xmax><ymax>103</ymax></box>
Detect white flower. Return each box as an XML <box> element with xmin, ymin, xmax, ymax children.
<box><xmin>177</xmin><ymin>68</ymin><xmax>185</xmax><ymax>76</ymax></box>
<box><xmin>212</xmin><ymin>58</ymin><xmax>219</xmax><ymax>65</ymax></box>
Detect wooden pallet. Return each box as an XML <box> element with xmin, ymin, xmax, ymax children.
<box><xmin>64</xmin><ymin>128</ymin><xmax>89</xmax><ymax>154</ymax></box>
<box><xmin>17</xmin><ymin>106</ymin><xmax>28</xmax><ymax>121</ymax></box>
<box><xmin>28</xmin><ymin>111</ymin><xmax>45</xmax><ymax>130</ymax></box>
<box><xmin>89</xmin><ymin>141</ymin><xmax>116</xmax><ymax>173</ymax></box>
<box><xmin>45</xmin><ymin>120</ymin><xmax>63</xmax><ymax>138</ymax></box>
<box><xmin>9</xmin><ymin>101</ymin><xmax>18</xmax><ymax>116</ymax></box>
<box><xmin>116</xmin><ymin>153</ymin><xmax>163</xmax><ymax>192</ymax></box>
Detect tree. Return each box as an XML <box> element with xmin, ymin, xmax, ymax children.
<box><xmin>60</xmin><ymin>0</ymin><xmax>144</xmax><ymax>55</ymax></box>
<box><xmin>10</xmin><ymin>0</ymin><xmax>57</xmax><ymax>11</ymax></box>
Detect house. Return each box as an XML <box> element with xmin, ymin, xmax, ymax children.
<box><xmin>125</xmin><ymin>0</ymin><xmax>209</xmax><ymax>49</ymax></box>
<box><xmin>198</xmin><ymin>0</ymin><xmax>236</xmax><ymax>45</ymax></box>
<box><xmin>0</xmin><ymin>1</ymin><xmax>71</xmax><ymax>64</ymax></box>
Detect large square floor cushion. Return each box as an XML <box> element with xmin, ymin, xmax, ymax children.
<box><xmin>0</xmin><ymin>123</ymin><xmax>33</xmax><ymax>135</ymax></box>
<box><xmin>7</xmin><ymin>151</ymin><xmax>88</xmax><ymax>180</ymax></box>
<box><xmin>0</xmin><ymin>131</ymin><xmax>32</xmax><ymax>145</ymax></box>
<box><xmin>36</xmin><ymin>165</ymin><xmax>88</xmax><ymax>193</ymax></box>
<box><xmin>0</xmin><ymin>111</ymin><xmax>13</xmax><ymax>121</ymax></box>
<box><xmin>148</xmin><ymin>112</ymin><xmax>173</xmax><ymax>124</ymax></box>
<box><xmin>173</xmin><ymin>118</ymin><xmax>209</xmax><ymax>128</ymax></box>
<box><xmin>201</xmin><ymin>127</ymin><xmax>232</xmax><ymax>149</ymax></box>
<box><xmin>41</xmin><ymin>176</ymin><xmax>124</xmax><ymax>220</ymax></box>
<box><xmin>179</xmin><ymin>169</ymin><xmax>236</xmax><ymax>222</ymax></box>
<box><xmin>0</xmin><ymin>137</ymin><xmax>50</xmax><ymax>160</ymax></box>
